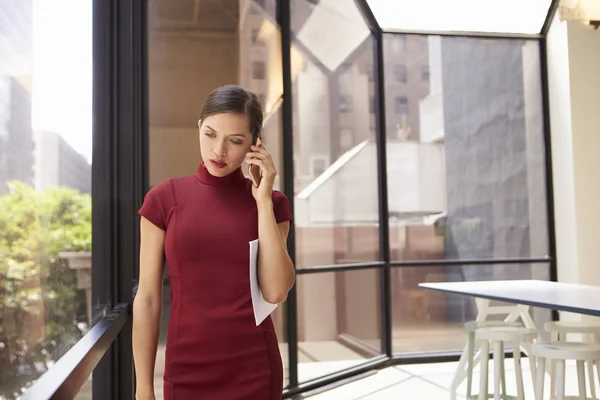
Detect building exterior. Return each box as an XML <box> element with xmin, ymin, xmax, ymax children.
<box><xmin>0</xmin><ymin>0</ymin><xmax>34</xmax><ymax>195</ymax></box>
<box><xmin>34</xmin><ymin>130</ymin><xmax>91</xmax><ymax>194</ymax></box>
<box><xmin>0</xmin><ymin>76</ymin><xmax>34</xmax><ymax>194</ymax></box>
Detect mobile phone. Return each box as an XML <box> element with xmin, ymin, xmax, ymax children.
<box><xmin>248</xmin><ymin>137</ymin><xmax>262</xmax><ymax>188</ymax></box>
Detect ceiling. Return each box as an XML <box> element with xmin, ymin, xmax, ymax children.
<box><xmin>365</xmin><ymin>0</ymin><xmax>555</xmax><ymax>34</ymax></box>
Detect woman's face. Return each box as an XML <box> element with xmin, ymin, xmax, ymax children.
<box><xmin>198</xmin><ymin>112</ymin><xmax>254</xmax><ymax>177</ymax></box>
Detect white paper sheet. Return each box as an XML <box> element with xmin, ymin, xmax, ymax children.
<box><xmin>249</xmin><ymin>239</ymin><xmax>278</xmax><ymax>326</ymax></box>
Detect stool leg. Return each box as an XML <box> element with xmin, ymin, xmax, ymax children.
<box><xmin>595</xmin><ymin>359</ymin><xmax>600</xmax><ymax>400</ymax></box>
<box><xmin>576</xmin><ymin>360</ymin><xmax>586</xmax><ymax>399</ymax></box>
<box><xmin>500</xmin><ymin>342</ymin><xmax>507</xmax><ymax>397</ymax></box>
<box><xmin>493</xmin><ymin>341</ymin><xmax>502</xmax><ymax>400</ymax></box>
<box><xmin>466</xmin><ymin>332</ymin><xmax>475</xmax><ymax>399</ymax></box>
<box><xmin>535</xmin><ymin>356</ymin><xmax>546</xmax><ymax>400</ymax></box>
<box><xmin>479</xmin><ymin>341</ymin><xmax>490</xmax><ymax>400</ymax></box>
<box><xmin>550</xmin><ymin>331</ymin><xmax>559</xmax><ymax>399</ymax></box>
<box><xmin>513</xmin><ymin>341</ymin><xmax>525</xmax><ymax>400</ymax></box>
<box><xmin>452</xmin><ymin>337</ymin><xmax>472</xmax><ymax>400</ymax></box>
<box><xmin>587</xmin><ymin>359</ymin><xmax>596</xmax><ymax>398</ymax></box>
<box><xmin>556</xmin><ymin>359</ymin><xmax>566</xmax><ymax>400</ymax></box>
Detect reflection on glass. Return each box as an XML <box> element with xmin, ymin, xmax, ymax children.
<box><xmin>384</xmin><ymin>35</ymin><xmax>549</xmax><ymax>262</ymax></box>
<box><xmin>147</xmin><ymin>0</ymin><xmax>288</xmax><ymax>393</ymax></box>
<box><xmin>0</xmin><ymin>0</ymin><xmax>93</xmax><ymax>398</ymax></box>
<box><xmin>292</xmin><ymin>0</ymin><xmax>380</xmax><ymax>269</ymax></box>
<box><xmin>297</xmin><ymin>270</ymin><xmax>382</xmax><ymax>382</ymax></box>
<box><xmin>367</xmin><ymin>0</ymin><xmax>553</xmax><ymax>34</ymax></box>
<box><xmin>391</xmin><ymin>264</ymin><xmax>551</xmax><ymax>354</ymax></box>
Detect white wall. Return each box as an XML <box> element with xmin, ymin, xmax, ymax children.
<box><xmin>547</xmin><ymin>17</ymin><xmax>600</xmax><ymax>321</ymax></box>
<box><xmin>567</xmin><ymin>22</ymin><xmax>600</xmax><ymax>288</ymax></box>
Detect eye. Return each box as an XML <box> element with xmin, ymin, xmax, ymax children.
<box><xmin>231</xmin><ymin>139</ymin><xmax>243</xmax><ymax>145</ymax></box>
<box><xmin>204</xmin><ymin>132</ymin><xmax>216</xmax><ymax>138</ymax></box>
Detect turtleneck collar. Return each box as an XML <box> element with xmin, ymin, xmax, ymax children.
<box><xmin>194</xmin><ymin>161</ymin><xmax>247</xmax><ymax>188</ymax></box>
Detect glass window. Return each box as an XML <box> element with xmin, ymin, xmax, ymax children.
<box><xmin>421</xmin><ymin>66</ymin><xmax>430</xmax><ymax>82</ymax></box>
<box><xmin>367</xmin><ymin>0</ymin><xmax>553</xmax><ymax>34</ymax></box>
<box><xmin>252</xmin><ymin>61</ymin><xmax>266</xmax><ymax>80</ymax></box>
<box><xmin>340</xmin><ymin>128</ymin><xmax>354</xmax><ymax>151</ymax></box>
<box><xmin>394</xmin><ymin>65</ymin><xmax>407</xmax><ymax>83</ymax></box>
<box><xmin>339</xmin><ymin>95</ymin><xmax>353</xmax><ymax>113</ymax></box>
<box><xmin>258</xmin><ymin>93</ymin><xmax>266</xmax><ymax>108</ymax></box>
<box><xmin>312</xmin><ymin>127</ymin><xmax>326</xmax><ymax>145</ymax></box>
<box><xmin>292</xmin><ymin>0</ymin><xmax>380</xmax><ymax>272</ymax></box>
<box><xmin>391</xmin><ymin>263</ymin><xmax>551</xmax><ymax>354</ymax></box>
<box><xmin>291</xmin><ymin>0</ymin><xmax>382</xmax><ymax>382</ymax></box>
<box><xmin>395</xmin><ymin>96</ymin><xmax>409</xmax><ymax>115</ymax></box>
<box><xmin>310</xmin><ymin>156</ymin><xmax>328</xmax><ymax>177</ymax></box>
<box><xmin>391</xmin><ymin>36</ymin><xmax>406</xmax><ymax>53</ymax></box>
<box><xmin>0</xmin><ymin>0</ymin><xmax>94</xmax><ymax>397</ymax></box>
<box><xmin>384</xmin><ymin>34</ymin><xmax>549</xmax><ymax>262</ymax></box>
<box><xmin>297</xmin><ymin>269</ymin><xmax>382</xmax><ymax>382</ymax></box>
<box><xmin>367</xmin><ymin>65</ymin><xmax>374</xmax><ymax>82</ymax></box>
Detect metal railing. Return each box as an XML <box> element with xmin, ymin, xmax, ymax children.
<box><xmin>21</xmin><ymin>303</ymin><xmax>129</xmax><ymax>400</ymax></box>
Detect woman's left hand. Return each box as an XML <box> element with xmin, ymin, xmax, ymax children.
<box><xmin>246</xmin><ymin>143</ymin><xmax>277</xmax><ymax>203</ymax></box>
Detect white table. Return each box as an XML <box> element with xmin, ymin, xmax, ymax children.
<box><xmin>419</xmin><ymin>280</ymin><xmax>600</xmax><ymax>399</ymax></box>
<box><xmin>419</xmin><ymin>280</ymin><xmax>600</xmax><ymax>317</ymax></box>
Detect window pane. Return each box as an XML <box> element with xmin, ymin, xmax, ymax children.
<box><xmin>393</xmin><ymin>65</ymin><xmax>407</xmax><ymax>83</ymax></box>
<box><xmin>391</xmin><ymin>263</ymin><xmax>551</xmax><ymax>354</ymax></box>
<box><xmin>367</xmin><ymin>0</ymin><xmax>553</xmax><ymax>34</ymax></box>
<box><xmin>384</xmin><ymin>35</ymin><xmax>549</xmax><ymax>262</ymax></box>
<box><xmin>292</xmin><ymin>0</ymin><xmax>380</xmax><ymax>269</ymax></box>
<box><xmin>0</xmin><ymin>0</ymin><xmax>94</xmax><ymax>397</ymax></box>
<box><xmin>297</xmin><ymin>269</ymin><xmax>382</xmax><ymax>382</ymax></box>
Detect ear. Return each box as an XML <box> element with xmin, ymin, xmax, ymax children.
<box><xmin>197</xmin><ymin>119</ymin><xmax>202</xmax><ymax>128</ymax></box>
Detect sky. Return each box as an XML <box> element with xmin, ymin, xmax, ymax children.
<box><xmin>31</xmin><ymin>0</ymin><xmax>93</xmax><ymax>163</ymax></box>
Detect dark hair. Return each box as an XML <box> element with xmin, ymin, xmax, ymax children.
<box><xmin>199</xmin><ymin>85</ymin><xmax>263</xmax><ymax>144</ymax></box>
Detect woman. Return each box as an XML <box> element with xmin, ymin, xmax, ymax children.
<box><xmin>133</xmin><ymin>85</ymin><xmax>295</xmax><ymax>400</ymax></box>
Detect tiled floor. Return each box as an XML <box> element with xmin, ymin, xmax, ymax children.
<box><xmin>76</xmin><ymin>352</ymin><xmax>600</xmax><ymax>399</ymax></box>
<box><xmin>309</xmin><ymin>358</ymin><xmax>600</xmax><ymax>399</ymax></box>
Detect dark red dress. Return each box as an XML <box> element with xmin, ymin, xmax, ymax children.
<box><xmin>138</xmin><ymin>162</ymin><xmax>291</xmax><ymax>400</ymax></box>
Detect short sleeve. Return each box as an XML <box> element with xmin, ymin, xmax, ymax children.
<box><xmin>138</xmin><ymin>179</ymin><xmax>177</xmax><ymax>230</ymax></box>
<box><xmin>272</xmin><ymin>190</ymin><xmax>293</xmax><ymax>225</ymax></box>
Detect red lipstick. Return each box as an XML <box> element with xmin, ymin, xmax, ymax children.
<box><xmin>210</xmin><ymin>159</ymin><xmax>227</xmax><ymax>169</ymax></box>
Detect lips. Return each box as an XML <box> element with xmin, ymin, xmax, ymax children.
<box><xmin>210</xmin><ymin>159</ymin><xmax>227</xmax><ymax>169</ymax></box>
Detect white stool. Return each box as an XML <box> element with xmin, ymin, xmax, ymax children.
<box><xmin>451</xmin><ymin>300</ymin><xmax>537</xmax><ymax>400</ymax></box>
<box><xmin>532</xmin><ymin>342</ymin><xmax>600</xmax><ymax>400</ymax></box>
<box><xmin>463</xmin><ymin>321</ymin><xmax>524</xmax><ymax>399</ymax></box>
<box><xmin>473</xmin><ymin>326</ymin><xmax>538</xmax><ymax>400</ymax></box>
<box><xmin>545</xmin><ymin>321</ymin><xmax>600</xmax><ymax>398</ymax></box>
<box><xmin>545</xmin><ymin>321</ymin><xmax>600</xmax><ymax>343</ymax></box>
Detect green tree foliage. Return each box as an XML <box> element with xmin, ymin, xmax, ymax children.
<box><xmin>0</xmin><ymin>181</ymin><xmax>91</xmax><ymax>399</ymax></box>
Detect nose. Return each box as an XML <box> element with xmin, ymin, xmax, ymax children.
<box><xmin>213</xmin><ymin>140</ymin><xmax>226</xmax><ymax>157</ymax></box>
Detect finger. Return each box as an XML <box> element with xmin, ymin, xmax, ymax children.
<box><xmin>247</xmin><ymin>155</ymin><xmax>275</xmax><ymax>172</ymax></box>
<box><xmin>247</xmin><ymin>158</ymin><xmax>275</xmax><ymax>174</ymax></box>
<box><xmin>246</xmin><ymin>152</ymin><xmax>274</xmax><ymax>168</ymax></box>
<box><xmin>246</xmin><ymin>151</ymin><xmax>268</xmax><ymax>160</ymax></box>
<box><xmin>251</xmin><ymin>145</ymin><xmax>269</xmax><ymax>154</ymax></box>
<box><xmin>247</xmin><ymin>157</ymin><xmax>266</xmax><ymax>169</ymax></box>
